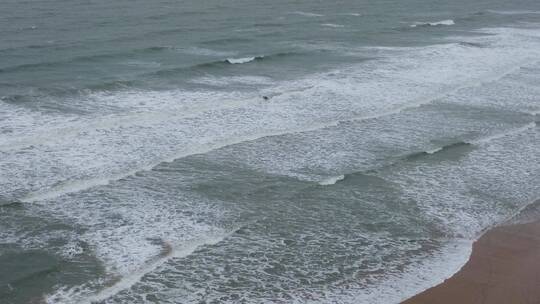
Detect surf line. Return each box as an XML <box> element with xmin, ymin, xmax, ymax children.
<box><xmin>72</xmin><ymin>231</ymin><xmax>236</xmax><ymax>304</ymax></box>
<box><xmin>21</xmin><ymin>60</ymin><xmax>533</xmax><ymax>203</ymax></box>
<box><xmin>322</xmin><ymin>121</ymin><xmax>538</xmax><ymax>187</ymax></box>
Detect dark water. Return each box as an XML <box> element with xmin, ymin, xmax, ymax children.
<box><xmin>1</xmin><ymin>0</ymin><xmax>540</xmax><ymax>303</ymax></box>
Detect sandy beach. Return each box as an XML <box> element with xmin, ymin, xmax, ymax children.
<box><xmin>402</xmin><ymin>219</ymin><xmax>540</xmax><ymax>304</ymax></box>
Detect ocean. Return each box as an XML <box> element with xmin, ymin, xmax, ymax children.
<box><xmin>1</xmin><ymin>0</ymin><xmax>539</xmax><ymax>303</ymax></box>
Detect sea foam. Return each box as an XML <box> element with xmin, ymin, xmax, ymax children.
<box><xmin>318</xmin><ymin>175</ymin><xmax>345</xmax><ymax>185</ymax></box>
<box><xmin>226</xmin><ymin>56</ymin><xmax>263</xmax><ymax>64</ymax></box>
<box><xmin>411</xmin><ymin>19</ymin><xmax>455</xmax><ymax>27</ymax></box>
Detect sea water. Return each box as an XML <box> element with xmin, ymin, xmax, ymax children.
<box><xmin>1</xmin><ymin>0</ymin><xmax>539</xmax><ymax>303</ymax></box>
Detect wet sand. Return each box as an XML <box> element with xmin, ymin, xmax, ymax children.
<box><xmin>402</xmin><ymin>220</ymin><xmax>540</xmax><ymax>304</ymax></box>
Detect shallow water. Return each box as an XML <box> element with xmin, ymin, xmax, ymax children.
<box><xmin>1</xmin><ymin>0</ymin><xmax>539</xmax><ymax>303</ymax></box>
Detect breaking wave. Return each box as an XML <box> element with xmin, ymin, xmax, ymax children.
<box><xmin>411</xmin><ymin>19</ymin><xmax>455</xmax><ymax>27</ymax></box>
<box><xmin>225</xmin><ymin>56</ymin><xmax>264</xmax><ymax>64</ymax></box>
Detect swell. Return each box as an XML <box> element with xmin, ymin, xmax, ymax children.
<box><xmin>21</xmin><ymin>116</ymin><xmax>537</xmax><ymax>204</ymax></box>
<box><xmin>404</xmin><ymin>141</ymin><xmax>472</xmax><ymax>161</ymax></box>
<box><xmin>0</xmin><ymin>50</ymin><xmax>301</xmax><ymax>79</ymax></box>
<box><xmin>410</xmin><ymin>19</ymin><xmax>455</xmax><ymax>28</ymax></box>
<box><xmin>483</xmin><ymin>9</ymin><xmax>540</xmax><ymax>15</ymax></box>
<box><xmin>330</xmin><ymin>122</ymin><xmax>537</xmax><ymax>186</ymax></box>
<box><xmin>0</xmin><ymin>51</ymin><xmax>301</xmax><ymax>102</ymax></box>
<box><xmin>396</xmin><ymin>8</ymin><xmax>529</xmax><ymax>33</ymax></box>
<box><xmin>0</xmin><ymin>79</ymin><xmax>137</xmax><ymax>105</ymax></box>
<box><xmin>7</xmin><ymin>54</ymin><xmax>534</xmax><ymax>153</ymax></box>
<box><xmin>17</xmin><ymin>50</ymin><xmax>540</xmax><ymax>203</ymax></box>
<box><xmin>0</xmin><ymin>200</ymin><xmax>23</xmax><ymax>209</ymax></box>
<box><xmin>46</xmin><ymin>230</ymin><xmax>238</xmax><ymax>304</ymax></box>
<box><xmin>148</xmin><ymin>51</ymin><xmax>301</xmax><ymax>77</ymax></box>
<box><xmin>0</xmin><ymin>46</ymin><xmax>172</xmax><ymax>74</ymax></box>
<box><xmin>200</xmin><ymin>37</ymin><xmax>254</xmax><ymax>45</ymax></box>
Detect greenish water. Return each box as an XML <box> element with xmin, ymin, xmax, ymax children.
<box><xmin>1</xmin><ymin>0</ymin><xmax>540</xmax><ymax>303</ymax></box>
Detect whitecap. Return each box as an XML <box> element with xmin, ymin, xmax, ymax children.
<box><xmin>8</xmin><ymin>26</ymin><xmax>540</xmax><ymax>204</ymax></box>
<box><xmin>121</xmin><ymin>60</ymin><xmax>161</xmax><ymax>68</ymax></box>
<box><xmin>45</xmin><ymin>231</ymin><xmax>235</xmax><ymax>304</ymax></box>
<box><xmin>486</xmin><ymin>9</ymin><xmax>540</xmax><ymax>15</ymax></box>
<box><xmin>190</xmin><ymin>75</ymin><xmax>272</xmax><ymax>86</ymax></box>
<box><xmin>425</xmin><ymin>147</ymin><xmax>444</xmax><ymax>154</ymax></box>
<box><xmin>411</xmin><ymin>19</ymin><xmax>455</xmax><ymax>27</ymax></box>
<box><xmin>226</xmin><ymin>56</ymin><xmax>261</xmax><ymax>64</ymax></box>
<box><xmin>291</xmin><ymin>11</ymin><xmax>324</xmax><ymax>17</ymax></box>
<box><xmin>322</xmin><ymin>23</ymin><xmax>345</xmax><ymax>28</ymax></box>
<box><xmin>319</xmin><ymin>175</ymin><xmax>345</xmax><ymax>185</ymax></box>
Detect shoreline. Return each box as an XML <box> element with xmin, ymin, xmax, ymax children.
<box><xmin>401</xmin><ymin>218</ymin><xmax>540</xmax><ymax>304</ymax></box>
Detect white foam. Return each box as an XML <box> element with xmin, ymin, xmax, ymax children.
<box><xmin>422</xmin><ymin>122</ymin><xmax>536</xmax><ymax>155</ymax></box>
<box><xmin>304</xmin><ymin>239</ymin><xmax>473</xmax><ymax>304</ymax></box>
<box><xmin>226</xmin><ymin>56</ymin><xmax>261</xmax><ymax>64</ymax></box>
<box><xmin>17</xmin><ymin>85</ymin><xmax>514</xmax><ymax>204</ymax></box>
<box><xmin>6</xmin><ymin>27</ymin><xmax>539</xmax><ymax>204</ymax></box>
<box><xmin>318</xmin><ymin>175</ymin><xmax>345</xmax><ymax>185</ymax></box>
<box><xmin>49</xmin><ymin>232</ymin><xmax>232</xmax><ymax>304</ymax></box>
<box><xmin>291</xmin><ymin>11</ymin><xmax>324</xmax><ymax>17</ymax></box>
<box><xmin>190</xmin><ymin>75</ymin><xmax>272</xmax><ymax>86</ymax></box>
<box><xmin>425</xmin><ymin>147</ymin><xmax>443</xmax><ymax>154</ymax></box>
<box><xmin>411</xmin><ymin>19</ymin><xmax>455</xmax><ymax>27</ymax></box>
<box><xmin>121</xmin><ymin>60</ymin><xmax>161</xmax><ymax>68</ymax></box>
<box><xmin>5</xmin><ymin>26</ymin><xmax>539</xmax><ymax>304</ymax></box>
<box><xmin>471</xmin><ymin>122</ymin><xmax>537</xmax><ymax>145</ymax></box>
<box><xmin>321</xmin><ymin>23</ymin><xmax>345</xmax><ymax>28</ymax></box>
<box><xmin>23</xmin><ymin>177</ymin><xmax>116</xmax><ymax>202</ymax></box>
<box><xmin>486</xmin><ymin>9</ymin><xmax>540</xmax><ymax>15</ymax></box>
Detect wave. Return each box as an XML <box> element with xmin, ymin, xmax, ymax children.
<box><xmin>426</xmin><ymin>141</ymin><xmax>471</xmax><ymax>154</ymax></box>
<box><xmin>0</xmin><ymin>200</ymin><xmax>22</xmax><ymax>208</ymax></box>
<box><xmin>149</xmin><ymin>52</ymin><xmax>298</xmax><ymax>76</ymax></box>
<box><xmin>18</xmin><ymin>62</ymin><xmax>533</xmax><ymax>203</ymax></box>
<box><xmin>321</xmin><ymin>23</ymin><xmax>345</xmax><ymax>28</ymax></box>
<box><xmin>11</xmin><ymin>28</ymin><xmax>540</xmax><ymax>203</ymax></box>
<box><xmin>45</xmin><ymin>231</ymin><xmax>236</xmax><ymax>304</ymax></box>
<box><xmin>120</xmin><ymin>60</ymin><xmax>161</xmax><ymax>68</ymax></box>
<box><xmin>318</xmin><ymin>175</ymin><xmax>345</xmax><ymax>186</ymax></box>
<box><xmin>225</xmin><ymin>56</ymin><xmax>264</xmax><ymax>64</ymax></box>
<box><xmin>0</xmin><ymin>42</ymin><xmax>58</xmax><ymax>54</ymax></box>
<box><xmin>253</xmin><ymin>22</ymin><xmax>285</xmax><ymax>28</ymax></box>
<box><xmin>458</xmin><ymin>41</ymin><xmax>485</xmax><ymax>48</ymax></box>
<box><xmin>312</xmin><ymin>239</ymin><xmax>473</xmax><ymax>304</ymax></box>
<box><xmin>485</xmin><ymin>9</ymin><xmax>540</xmax><ymax>15</ymax></box>
<box><xmin>0</xmin><ymin>78</ymin><xmax>137</xmax><ymax>109</ymax></box>
<box><xmin>23</xmin><ymin>177</ymin><xmax>119</xmax><ymax>203</ymax></box>
<box><xmin>179</xmin><ymin>47</ymin><xmax>238</xmax><ymax>57</ymax></box>
<box><xmin>508</xmin><ymin>199</ymin><xmax>540</xmax><ymax>225</ymax></box>
<box><xmin>471</xmin><ymin>122</ymin><xmax>537</xmax><ymax>145</ymax></box>
<box><xmin>405</xmin><ymin>142</ymin><xmax>473</xmax><ymax>162</ymax></box>
<box><xmin>339</xmin><ymin>123</ymin><xmax>537</xmax><ymax>184</ymax></box>
<box><xmin>410</xmin><ymin>19</ymin><xmax>455</xmax><ymax>28</ymax></box>
<box><xmin>527</xmin><ymin>109</ymin><xmax>540</xmax><ymax>116</ymax></box>
<box><xmin>405</xmin><ymin>123</ymin><xmax>536</xmax><ymax>162</ymax></box>
<box><xmin>0</xmin><ymin>46</ymin><xmax>172</xmax><ymax>74</ymax></box>
<box><xmin>0</xmin><ymin>50</ymin><xmax>300</xmax><ymax>85</ymax></box>
<box><xmin>290</xmin><ymin>11</ymin><xmax>324</xmax><ymax>17</ymax></box>
<box><xmin>200</xmin><ymin>37</ymin><xmax>253</xmax><ymax>45</ymax></box>
<box><xmin>190</xmin><ymin>75</ymin><xmax>273</xmax><ymax>86</ymax></box>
